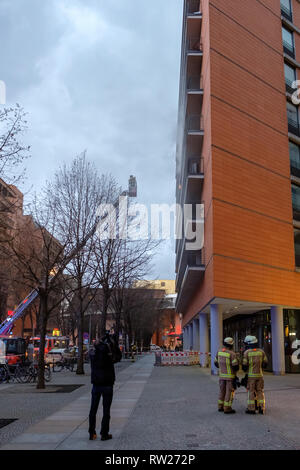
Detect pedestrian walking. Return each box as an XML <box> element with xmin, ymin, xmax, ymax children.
<box><xmin>88</xmin><ymin>332</ymin><xmax>121</xmax><ymax>441</ymax></box>
<box><xmin>214</xmin><ymin>337</ymin><xmax>239</xmax><ymax>414</ymax></box>
<box><xmin>242</xmin><ymin>335</ymin><xmax>268</xmax><ymax>415</ymax></box>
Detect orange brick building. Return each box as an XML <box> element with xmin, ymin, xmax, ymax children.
<box><xmin>175</xmin><ymin>0</ymin><xmax>300</xmax><ymax>373</ymax></box>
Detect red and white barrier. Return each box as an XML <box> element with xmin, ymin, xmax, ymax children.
<box><xmin>157</xmin><ymin>351</ymin><xmax>208</xmax><ymax>366</ymax></box>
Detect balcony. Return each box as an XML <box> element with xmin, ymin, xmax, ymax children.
<box><xmin>187</xmin><ymin>36</ymin><xmax>203</xmax><ymax>55</ymax></box>
<box><xmin>286</xmin><ymin>79</ymin><xmax>296</xmax><ymax>95</ymax></box>
<box><xmin>288</xmin><ymin>118</ymin><xmax>300</xmax><ymax>137</ymax></box>
<box><xmin>187</xmin><ymin>114</ymin><xmax>204</xmax><ymax>135</ymax></box>
<box><xmin>187</xmin><ymin>75</ymin><xmax>203</xmax><ymax>94</ymax></box>
<box><xmin>293</xmin><ymin>206</ymin><xmax>300</xmax><ymax>221</ymax></box>
<box><xmin>281</xmin><ymin>2</ymin><xmax>293</xmax><ymax>22</ymax></box>
<box><xmin>186</xmin><ymin>0</ymin><xmax>202</xmax><ymax>16</ymax></box>
<box><xmin>291</xmin><ymin>160</ymin><xmax>300</xmax><ymax>179</ymax></box>
<box><xmin>185</xmin><ymin>157</ymin><xmax>204</xmax><ymax>203</ymax></box>
<box><xmin>283</xmin><ymin>40</ymin><xmax>295</xmax><ymax>59</ymax></box>
<box><xmin>176</xmin><ymin>251</ymin><xmax>205</xmax><ymax>312</ymax></box>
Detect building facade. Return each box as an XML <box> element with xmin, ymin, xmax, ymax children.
<box><xmin>176</xmin><ymin>0</ymin><xmax>300</xmax><ymax>374</ymax></box>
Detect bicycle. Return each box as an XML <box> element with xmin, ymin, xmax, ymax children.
<box><xmin>0</xmin><ymin>363</ymin><xmax>29</xmax><ymax>384</ymax></box>
<box><xmin>53</xmin><ymin>357</ymin><xmax>75</xmax><ymax>373</ymax></box>
<box><xmin>25</xmin><ymin>363</ymin><xmax>52</xmax><ymax>383</ymax></box>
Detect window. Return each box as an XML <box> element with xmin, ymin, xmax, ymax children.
<box><xmin>295</xmin><ymin>230</ymin><xmax>300</xmax><ymax>268</ymax></box>
<box><xmin>284</xmin><ymin>63</ymin><xmax>296</xmax><ymax>93</ymax></box>
<box><xmin>287</xmin><ymin>102</ymin><xmax>299</xmax><ymax>135</ymax></box>
<box><xmin>282</xmin><ymin>26</ymin><xmax>295</xmax><ymax>57</ymax></box>
<box><xmin>281</xmin><ymin>0</ymin><xmax>293</xmax><ymax>21</ymax></box>
<box><xmin>292</xmin><ymin>184</ymin><xmax>300</xmax><ymax>220</ymax></box>
<box><xmin>289</xmin><ymin>141</ymin><xmax>300</xmax><ymax>177</ymax></box>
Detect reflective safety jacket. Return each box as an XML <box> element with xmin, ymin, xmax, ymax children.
<box><xmin>214</xmin><ymin>348</ymin><xmax>239</xmax><ymax>380</ymax></box>
<box><xmin>242</xmin><ymin>348</ymin><xmax>268</xmax><ymax>378</ymax></box>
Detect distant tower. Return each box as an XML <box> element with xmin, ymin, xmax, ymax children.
<box><xmin>128</xmin><ymin>175</ymin><xmax>137</xmax><ymax>197</ymax></box>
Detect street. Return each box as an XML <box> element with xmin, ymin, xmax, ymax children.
<box><xmin>1</xmin><ymin>354</ymin><xmax>300</xmax><ymax>450</ymax></box>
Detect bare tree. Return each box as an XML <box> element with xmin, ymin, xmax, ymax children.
<box><xmin>0</xmin><ymin>104</ymin><xmax>30</xmax><ymax>184</ymax></box>
<box><xmin>45</xmin><ymin>154</ymin><xmax>119</xmax><ymax>374</ymax></box>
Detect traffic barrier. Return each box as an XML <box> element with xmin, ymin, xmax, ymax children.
<box><xmin>155</xmin><ymin>351</ymin><xmax>207</xmax><ymax>366</ymax></box>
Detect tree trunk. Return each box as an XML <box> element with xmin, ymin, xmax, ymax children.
<box><xmin>100</xmin><ymin>294</ymin><xmax>109</xmax><ymax>337</ymax></box>
<box><xmin>76</xmin><ymin>309</ymin><xmax>84</xmax><ymax>375</ymax></box>
<box><xmin>37</xmin><ymin>296</ymin><xmax>47</xmax><ymax>389</ymax></box>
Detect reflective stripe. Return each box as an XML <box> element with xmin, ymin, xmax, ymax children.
<box><xmin>232</xmin><ymin>358</ymin><xmax>238</xmax><ymax>365</ymax></box>
<box><xmin>247</xmin><ymin>400</ymin><xmax>255</xmax><ymax>404</ymax></box>
<box><xmin>218</xmin><ymin>400</ymin><xmax>224</xmax><ymax>404</ymax></box>
<box><xmin>248</xmin><ymin>351</ymin><xmax>263</xmax><ymax>357</ymax></box>
<box><xmin>218</xmin><ymin>352</ymin><xmax>230</xmax><ymax>358</ymax></box>
<box><xmin>219</xmin><ymin>372</ymin><xmax>235</xmax><ymax>378</ymax></box>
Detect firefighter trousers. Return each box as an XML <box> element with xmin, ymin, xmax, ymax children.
<box><xmin>218</xmin><ymin>379</ymin><xmax>235</xmax><ymax>412</ymax></box>
<box><xmin>247</xmin><ymin>377</ymin><xmax>265</xmax><ymax>411</ymax></box>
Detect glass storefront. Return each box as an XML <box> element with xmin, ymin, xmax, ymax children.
<box><xmin>223</xmin><ymin>309</ymin><xmax>300</xmax><ymax>373</ymax></box>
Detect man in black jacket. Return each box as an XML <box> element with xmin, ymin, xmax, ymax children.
<box><xmin>88</xmin><ymin>333</ymin><xmax>120</xmax><ymax>441</ymax></box>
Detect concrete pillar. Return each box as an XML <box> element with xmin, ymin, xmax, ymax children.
<box><xmin>271</xmin><ymin>306</ymin><xmax>285</xmax><ymax>375</ymax></box>
<box><xmin>183</xmin><ymin>327</ymin><xmax>189</xmax><ymax>351</ymax></box>
<box><xmin>199</xmin><ymin>313</ymin><xmax>209</xmax><ymax>367</ymax></box>
<box><xmin>193</xmin><ymin>317</ymin><xmax>200</xmax><ymax>351</ymax></box>
<box><xmin>189</xmin><ymin>323</ymin><xmax>194</xmax><ymax>350</ymax></box>
<box><xmin>210</xmin><ymin>304</ymin><xmax>223</xmax><ymax>375</ymax></box>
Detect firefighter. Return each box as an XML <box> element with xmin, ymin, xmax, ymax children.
<box><xmin>242</xmin><ymin>335</ymin><xmax>268</xmax><ymax>415</ymax></box>
<box><xmin>214</xmin><ymin>337</ymin><xmax>239</xmax><ymax>414</ymax></box>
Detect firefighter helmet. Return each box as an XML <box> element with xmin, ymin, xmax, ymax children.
<box><xmin>223</xmin><ymin>337</ymin><xmax>234</xmax><ymax>347</ymax></box>
<box><xmin>244</xmin><ymin>335</ymin><xmax>258</xmax><ymax>345</ymax></box>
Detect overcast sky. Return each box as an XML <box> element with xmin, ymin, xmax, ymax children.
<box><xmin>0</xmin><ymin>0</ymin><xmax>183</xmax><ymax>280</ymax></box>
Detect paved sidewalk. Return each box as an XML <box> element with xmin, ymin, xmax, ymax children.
<box><xmin>1</xmin><ymin>355</ymin><xmax>154</xmax><ymax>450</ymax></box>
<box><xmin>3</xmin><ymin>357</ymin><xmax>300</xmax><ymax>450</ymax></box>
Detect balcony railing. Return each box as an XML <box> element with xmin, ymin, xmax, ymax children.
<box><xmin>288</xmin><ymin>118</ymin><xmax>300</xmax><ymax>137</ymax></box>
<box><xmin>188</xmin><ymin>156</ymin><xmax>204</xmax><ymax>175</ymax></box>
<box><xmin>281</xmin><ymin>3</ymin><xmax>293</xmax><ymax>22</ymax></box>
<box><xmin>293</xmin><ymin>207</ymin><xmax>300</xmax><ymax>221</ymax></box>
<box><xmin>187</xmin><ymin>36</ymin><xmax>203</xmax><ymax>53</ymax></box>
<box><xmin>176</xmin><ymin>250</ymin><xmax>205</xmax><ymax>291</ymax></box>
<box><xmin>291</xmin><ymin>159</ymin><xmax>300</xmax><ymax>178</ymax></box>
<box><xmin>187</xmin><ymin>0</ymin><xmax>201</xmax><ymax>16</ymax></box>
<box><xmin>283</xmin><ymin>40</ymin><xmax>295</xmax><ymax>58</ymax></box>
<box><xmin>187</xmin><ymin>114</ymin><xmax>204</xmax><ymax>133</ymax></box>
<box><xmin>187</xmin><ymin>75</ymin><xmax>203</xmax><ymax>92</ymax></box>
<box><xmin>286</xmin><ymin>79</ymin><xmax>296</xmax><ymax>95</ymax></box>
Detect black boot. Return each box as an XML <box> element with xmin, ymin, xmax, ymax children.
<box><xmin>258</xmin><ymin>407</ymin><xmax>265</xmax><ymax>415</ymax></box>
<box><xmin>224</xmin><ymin>409</ymin><xmax>236</xmax><ymax>414</ymax></box>
<box><xmin>101</xmin><ymin>433</ymin><xmax>112</xmax><ymax>441</ymax></box>
<box><xmin>245</xmin><ymin>409</ymin><xmax>256</xmax><ymax>415</ymax></box>
<box><xmin>89</xmin><ymin>432</ymin><xmax>97</xmax><ymax>440</ymax></box>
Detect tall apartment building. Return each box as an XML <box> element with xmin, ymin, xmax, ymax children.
<box><xmin>175</xmin><ymin>0</ymin><xmax>300</xmax><ymax>374</ymax></box>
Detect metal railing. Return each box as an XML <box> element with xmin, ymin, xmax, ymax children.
<box><xmin>187</xmin><ymin>114</ymin><xmax>204</xmax><ymax>133</ymax></box>
<box><xmin>186</xmin><ymin>0</ymin><xmax>201</xmax><ymax>15</ymax></box>
<box><xmin>281</xmin><ymin>2</ymin><xmax>293</xmax><ymax>22</ymax></box>
<box><xmin>187</xmin><ymin>36</ymin><xmax>203</xmax><ymax>53</ymax></box>
<box><xmin>187</xmin><ymin>75</ymin><xmax>203</xmax><ymax>92</ymax></box>
<box><xmin>283</xmin><ymin>40</ymin><xmax>295</xmax><ymax>58</ymax></box>
<box><xmin>187</xmin><ymin>156</ymin><xmax>204</xmax><ymax>175</ymax></box>
<box><xmin>176</xmin><ymin>249</ymin><xmax>205</xmax><ymax>291</ymax></box>
<box><xmin>286</xmin><ymin>79</ymin><xmax>296</xmax><ymax>95</ymax></box>
<box><xmin>288</xmin><ymin>118</ymin><xmax>300</xmax><ymax>136</ymax></box>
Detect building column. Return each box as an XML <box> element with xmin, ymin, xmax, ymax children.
<box><xmin>271</xmin><ymin>306</ymin><xmax>285</xmax><ymax>375</ymax></box>
<box><xmin>193</xmin><ymin>317</ymin><xmax>200</xmax><ymax>351</ymax></box>
<box><xmin>199</xmin><ymin>313</ymin><xmax>209</xmax><ymax>367</ymax></box>
<box><xmin>210</xmin><ymin>304</ymin><xmax>223</xmax><ymax>375</ymax></box>
<box><xmin>183</xmin><ymin>327</ymin><xmax>188</xmax><ymax>350</ymax></box>
<box><xmin>189</xmin><ymin>323</ymin><xmax>194</xmax><ymax>350</ymax></box>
